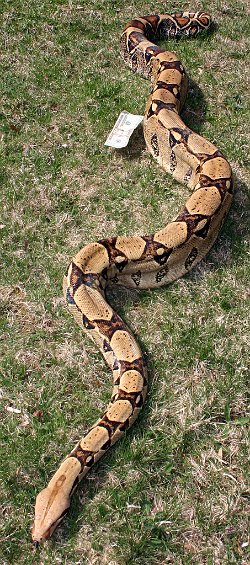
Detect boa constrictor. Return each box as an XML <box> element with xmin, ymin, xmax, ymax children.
<box><xmin>32</xmin><ymin>11</ymin><xmax>233</xmax><ymax>543</ymax></box>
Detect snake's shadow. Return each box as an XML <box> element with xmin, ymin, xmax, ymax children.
<box><xmin>182</xmin><ymin>77</ymin><xmax>208</xmax><ymax>134</ymax></box>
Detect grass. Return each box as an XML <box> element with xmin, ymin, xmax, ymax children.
<box><xmin>0</xmin><ymin>0</ymin><xmax>249</xmax><ymax>563</ymax></box>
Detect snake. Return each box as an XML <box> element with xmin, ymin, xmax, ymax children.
<box><xmin>32</xmin><ymin>11</ymin><xmax>233</xmax><ymax>543</ymax></box>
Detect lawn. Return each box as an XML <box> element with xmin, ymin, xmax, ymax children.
<box><xmin>0</xmin><ymin>1</ymin><xmax>249</xmax><ymax>564</ymax></box>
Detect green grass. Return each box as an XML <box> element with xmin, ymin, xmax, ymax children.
<box><xmin>0</xmin><ymin>1</ymin><xmax>249</xmax><ymax>563</ymax></box>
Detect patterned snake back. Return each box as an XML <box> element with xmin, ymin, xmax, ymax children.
<box><xmin>32</xmin><ymin>11</ymin><xmax>233</xmax><ymax>543</ymax></box>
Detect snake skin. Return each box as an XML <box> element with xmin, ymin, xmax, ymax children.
<box><xmin>32</xmin><ymin>11</ymin><xmax>233</xmax><ymax>543</ymax></box>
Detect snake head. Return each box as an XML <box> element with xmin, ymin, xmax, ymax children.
<box><xmin>32</xmin><ymin>484</ymin><xmax>70</xmax><ymax>543</ymax></box>
<box><xmin>32</xmin><ymin>457</ymin><xmax>81</xmax><ymax>543</ymax></box>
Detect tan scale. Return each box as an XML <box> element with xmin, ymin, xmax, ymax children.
<box><xmin>155</xmin><ymin>68</ymin><xmax>183</xmax><ymax>86</ymax></box>
<box><xmin>155</xmin><ymin>51</ymin><xmax>180</xmax><ymax>64</ymax></box>
<box><xmin>74</xmin><ymin>242</ymin><xmax>109</xmax><ymax>274</ymax></box>
<box><xmin>186</xmin><ymin>186</ymin><xmax>222</xmax><ymax>215</ymax></box>
<box><xmin>110</xmin><ymin>329</ymin><xmax>142</xmax><ymax>362</ymax></box>
<box><xmin>74</xmin><ymin>284</ymin><xmax>113</xmax><ymax>321</ymax></box>
<box><xmin>201</xmin><ymin>156</ymin><xmax>232</xmax><ymax>179</ymax></box>
<box><xmin>152</xmin><ymin>88</ymin><xmax>178</xmax><ymax>106</ymax></box>
<box><xmin>80</xmin><ymin>426</ymin><xmax>110</xmax><ymax>452</ymax></box>
<box><xmin>32</xmin><ymin>10</ymin><xmax>233</xmax><ymax>544</ymax></box>
<box><xmin>119</xmin><ymin>370</ymin><xmax>144</xmax><ymax>393</ymax></box>
<box><xmin>106</xmin><ymin>399</ymin><xmax>133</xmax><ymax>422</ymax></box>
<box><xmin>115</xmin><ymin>235</ymin><xmax>146</xmax><ymax>260</ymax></box>
<box><xmin>154</xmin><ymin>221</ymin><xmax>188</xmax><ymax>247</ymax></box>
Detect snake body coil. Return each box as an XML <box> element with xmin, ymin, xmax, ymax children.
<box><xmin>32</xmin><ymin>11</ymin><xmax>233</xmax><ymax>543</ymax></box>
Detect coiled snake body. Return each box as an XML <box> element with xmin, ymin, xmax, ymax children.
<box><xmin>32</xmin><ymin>11</ymin><xmax>233</xmax><ymax>543</ymax></box>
